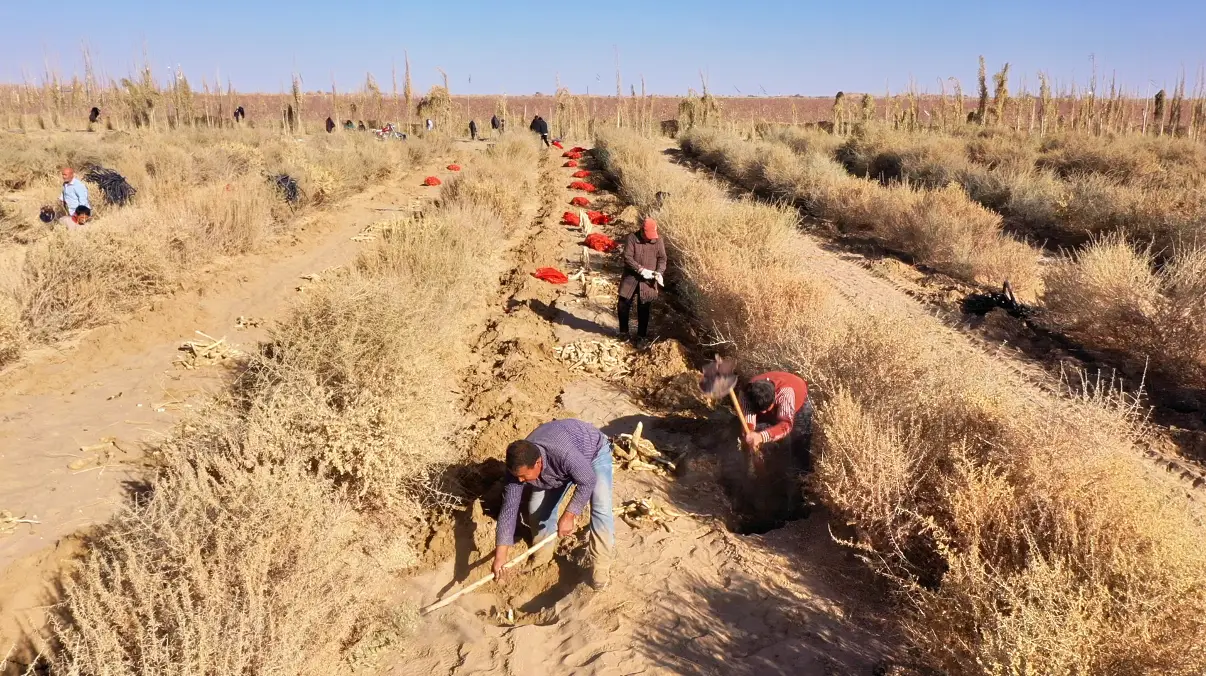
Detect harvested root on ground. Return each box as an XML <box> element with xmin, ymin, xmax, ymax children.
<box><xmin>612</xmin><ymin>424</ymin><xmax>677</xmax><ymax>474</ymax></box>
<box><xmin>235</xmin><ymin>315</ymin><xmax>263</xmax><ymax>329</ymax></box>
<box><xmin>0</xmin><ymin>510</ymin><xmax>40</xmax><ymax>536</ymax></box>
<box><xmin>176</xmin><ymin>331</ymin><xmax>244</xmax><ymax>369</ymax></box>
<box><xmin>553</xmin><ymin>339</ymin><xmax>632</xmax><ymax>379</ymax></box>
<box><xmin>613</xmin><ymin>497</ymin><xmax>685</xmax><ymax>532</ymax></box>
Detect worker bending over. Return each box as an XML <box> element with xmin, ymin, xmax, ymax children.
<box><xmin>740</xmin><ymin>371</ymin><xmax>813</xmax><ymax>470</ymax></box>
<box><xmin>494</xmin><ymin>419</ymin><xmax>615</xmax><ymax>589</ymax></box>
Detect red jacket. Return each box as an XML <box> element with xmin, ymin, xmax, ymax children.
<box><xmin>741</xmin><ymin>372</ymin><xmax>807</xmax><ymax>443</ymax></box>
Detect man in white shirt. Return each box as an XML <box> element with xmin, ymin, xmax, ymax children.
<box><xmin>61</xmin><ymin>167</ymin><xmax>90</xmax><ymax>218</ymax></box>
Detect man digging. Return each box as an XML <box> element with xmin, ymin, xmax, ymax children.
<box><xmin>493</xmin><ymin>419</ymin><xmax>615</xmax><ymax>590</ymax></box>
<box><xmin>737</xmin><ymin>370</ymin><xmax>814</xmax><ymax>521</ymax></box>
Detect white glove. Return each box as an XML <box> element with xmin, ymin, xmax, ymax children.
<box><xmin>639</xmin><ymin>268</ymin><xmax>654</xmax><ymax>281</ymax></box>
<box><xmin>653</xmin><ymin>272</ymin><xmax>664</xmax><ymax>287</ymax></box>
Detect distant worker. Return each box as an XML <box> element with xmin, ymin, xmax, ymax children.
<box><xmin>530</xmin><ymin>115</ymin><xmax>550</xmax><ymax>147</ymax></box>
<box><xmin>344</xmin><ymin>119</ymin><xmax>355</xmax><ymax>130</ymax></box>
<box><xmin>325</xmin><ymin>117</ymin><xmax>335</xmax><ymax>133</ymax></box>
<box><xmin>468</xmin><ymin>119</ymin><xmax>478</xmax><ymax>140</ymax></box>
<box><xmin>233</xmin><ymin>106</ymin><xmax>245</xmax><ymax>122</ymax></box>
<box><xmin>493</xmin><ymin>419</ymin><xmax>615</xmax><ymax>590</ymax></box>
<box><xmin>88</xmin><ymin>107</ymin><xmax>100</xmax><ymax>124</ymax></box>
<box><xmin>358</xmin><ymin>121</ymin><xmax>366</xmax><ymax>131</ymax></box>
<box><xmin>59</xmin><ymin>205</ymin><xmax>91</xmax><ymax>230</ymax></box>
<box><xmin>617</xmin><ymin>217</ymin><xmax>667</xmax><ymax>346</ymax></box>
<box><xmin>491</xmin><ymin>114</ymin><xmax>500</xmax><ymax>133</ymax></box>
<box><xmin>61</xmin><ymin>167</ymin><xmax>90</xmax><ymax>221</ymax></box>
<box><xmin>425</xmin><ymin>118</ymin><xmax>434</xmax><ymax>131</ymax></box>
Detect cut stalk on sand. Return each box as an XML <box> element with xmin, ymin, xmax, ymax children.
<box><xmin>420</xmin><ymin>533</ymin><xmax>558</xmax><ymax>615</ymax></box>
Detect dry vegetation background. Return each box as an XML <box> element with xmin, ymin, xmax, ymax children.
<box><xmin>4</xmin><ymin>52</ymin><xmax>1206</xmax><ymax>675</ymax></box>
<box><xmin>596</xmin><ymin>128</ymin><xmax>1206</xmax><ymax>674</ymax></box>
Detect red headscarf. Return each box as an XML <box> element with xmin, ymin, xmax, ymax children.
<box><xmin>642</xmin><ymin>218</ymin><xmax>658</xmax><ymax>241</ymax></box>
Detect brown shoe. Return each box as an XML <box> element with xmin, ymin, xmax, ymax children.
<box><xmin>589</xmin><ymin>562</ymin><xmax>611</xmax><ymax>590</ymax></box>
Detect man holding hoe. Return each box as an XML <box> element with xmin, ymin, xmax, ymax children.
<box><xmin>493</xmin><ymin>419</ymin><xmax>615</xmax><ymax>590</ymax></box>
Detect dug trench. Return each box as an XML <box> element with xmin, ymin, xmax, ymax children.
<box><xmin>399</xmin><ymin>144</ymin><xmax>901</xmax><ymax>675</ymax></box>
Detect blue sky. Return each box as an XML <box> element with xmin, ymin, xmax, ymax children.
<box><xmin>2</xmin><ymin>0</ymin><xmax>1203</xmax><ymax>96</ymax></box>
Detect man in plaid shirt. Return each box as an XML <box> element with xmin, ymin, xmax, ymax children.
<box><xmin>493</xmin><ymin>419</ymin><xmax>615</xmax><ymax>590</ymax></box>
<box><xmin>739</xmin><ymin>371</ymin><xmax>813</xmax><ymax>470</ymax></box>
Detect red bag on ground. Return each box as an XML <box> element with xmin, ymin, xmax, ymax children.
<box><xmin>584</xmin><ymin>233</ymin><xmax>618</xmax><ymax>252</ymax></box>
<box><xmin>447</xmin><ymin>164</ymin><xmax>462</xmax><ymax>171</ymax></box>
<box><xmin>561</xmin><ymin>211</ymin><xmax>581</xmax><ymax>226</ymax></box>
<box><xmin>571</xmin><ymin>146</ymin><xmax>586</xmax><ymax>153</ymax></box>
<box><xmin>424</xmin><ymin>176</ymin><xmax>442</xmax><ymax>186</ymax></box>
<box><xmin>564</xmin><ymin>151</ymin><xmax>583</xmax><ymax>160</ymax></box>
<box><xmin>569</xmin><ymin>181</ymin><xmax>597</xmax><ymax>192</ymax></box>
<box><xmin>571</xmin><ymin>170</ymin><xmax>591</xmax><ymax>179</ymax></box>
<box><xmin>552</xmin><ymin>140</ymin><xmax>564</xmax><ymax>149</ymax></box>
<box><xmin>570</xmin><ymin>196</ymin><xmax>590</xmax><ymax>207</ymax></box>
<box><xmin>586</xmin><ymin>210</ymin><xmax>612</xmax><ymax>225</ymax></box>
<box><xmin>564</xmin><ymin>160</ymin><xmax>579</xmax><ymax>168</ymax></box>
<box><xmin>532</xmin><ymin>267</ymin><xmax>569</xmax><ymax>284</ymax></box>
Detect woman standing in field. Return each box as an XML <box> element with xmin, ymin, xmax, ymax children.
<box><xmin>617</xmin><ymin>217</ymin><xmax>667</xmax><ymax>346</ymax></box>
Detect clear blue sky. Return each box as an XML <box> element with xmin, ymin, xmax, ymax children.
<box><xmin>2</xmin><ymin>0</ymin><xmax>1203</xmax><ymax>96</ymax></box>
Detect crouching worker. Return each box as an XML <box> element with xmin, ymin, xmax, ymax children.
<box><xmin>740</xmin><ymin>371</ymin><xmax>813</xmax><ymax>470</ymax></box>
<box><xmin>58</xmin><ymin>205</ymin><xmax>91</xmax><ymax>230</ymax></box>
<box><xmin>493</xmin><ymin>419</ymin><xmax>615</xmax><ymax>590</ymax></box>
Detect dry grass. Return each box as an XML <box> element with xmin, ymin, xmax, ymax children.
<box><xmin>598</xmin><ymin>128</ymin><xmax>1206</xmax><ymax>674</ymax></box>
<box><xmin>0</xmin><ymin>130</ymin><xmax>449</xmax><ymax>366</ymax></box>
<box><xmin>680</xmin><ymin>127</ymin><xmax>1043</xmax><ymax>297</ymax></box>
<box><xmin>1044</xmin><ymin>234</ymin><xmax>1206</xmax><ymax>388</ymax></box>
<box><xmin>48</xmin><ymin>133</ymin><xmax>540</xmax><ymax>674</ymax></box>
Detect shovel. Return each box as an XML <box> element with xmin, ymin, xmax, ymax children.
<box><xmin>420</xmin><ymin>533</ymin><xmax>557</xmax><ymax>615</ymax></box>
<box><xmin>701</xmin><ymin>355</ymin><xmax>769</xmax><ymax>474</ymax></box>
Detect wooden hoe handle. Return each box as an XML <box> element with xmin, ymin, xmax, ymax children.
<box><xmin>729</xmin><ymin>389</ymin><xmax>752</xmax><ymax>435</ymax></box>
<box><xmin>420</xmin><ymin>533</ymin><xmax>559</xmax><ymax>615</ymax></box>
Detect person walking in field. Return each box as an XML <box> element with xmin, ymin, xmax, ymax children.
<box><xmin>491</xmin><ymin>114</ymin><xmax>500</xmax><ymax>134</ymax></box>
<box><xmin>529</xmin><ymin>115</ymin><xmax>550</xmax><ymax>147</ymax></box>
<box><xmin>617</xmin><ymin>217</ymin><xmax>667</xmax><ymax>346</ymax></box>
<box><xmin>60</xmin><ymin>167</ymin><xmax>90</xmax><ymax>220</ymax></box>
<box><xmin>469</xmin><ymin>119</ymin><xmax>478</xmax><ymax>140</ymax></box>
<box><xmin>493</xmin><ymin>419</ymin><xmax>615</xmax><ymax>590</ymax></box>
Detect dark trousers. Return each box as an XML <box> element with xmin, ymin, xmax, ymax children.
<box><xmin>617</xmin><ymin>294</ymin><xmax>652</xmax><ymax>338</ymax></box>
<box><xmin>540</xmin><ymin>133</ymin><xmax>550</xmax><ymax>147</ymax></box>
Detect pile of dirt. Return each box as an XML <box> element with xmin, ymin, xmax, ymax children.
<box><xmin>627</xmin><ymin>339</ymin><xmax>704</xmax><ymax>412</ymax></box>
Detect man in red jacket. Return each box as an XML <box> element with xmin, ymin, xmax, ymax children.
<box><xmin>739</xmin><ymin>371</ymin><xmax>813</xmax><ymax>472</ymax></box>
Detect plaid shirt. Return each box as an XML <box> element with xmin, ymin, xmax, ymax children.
<box><xmin>496</xmin><ymin>419</ymin><xmax>605</xmax><ymax>546</ymax></box>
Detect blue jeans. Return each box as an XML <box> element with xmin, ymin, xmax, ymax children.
<box><xmin>525</xmin><ymin>440</ymin><xmax>615</xmax><ymax>567</ymax></box>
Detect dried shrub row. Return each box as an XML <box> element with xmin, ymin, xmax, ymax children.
<box><xmin>50</xmin><ymin>134</ymin><xmax>541</xmax><ymax>675</ymax></box>
<box><xmin>597</xmin><ymin>128</ymin><xmax>1206</xmax><ymax>674</ymax></box>
<box><xmin>679</xmin><ymin>127</ymin><xmax>1043</xmax><ymax>298</ymax></box>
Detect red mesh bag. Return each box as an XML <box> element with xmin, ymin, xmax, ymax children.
<box><xmin>532</xmin><ymin>267</ymin><xmax>569</xmax><ymax>284</ymax></box>
<box><xmin>424</xmin><ymin>176</ymin><xmax>442</xmax><ymax>186</ymax></box>
<box><xmin>564</xmin><ymin>160</ymin><xmax>579</xmax><ymax>168</ymax></box>
<box><xmin>571</xmin><ymin>146</ymin><xmax>586</xmax><ymax>153</ymax></box>
<box><xmin>586</xmin><ymin>210</ymin><xmax>612</xmax><ymax>225</ymax></box>
<box><xmin>563</xmin><ymin>151</ymin><xmax>583</xmax><ymax>160</ymax></box>
<box><xmin>570</xmin><ymin>196</ymin><xmax>590</xmax><ymax>207</ymax></box>
<box><xmin>584</xmin><ymin>233</ymin><xmax>618</xmax><ymax>252</ymax></box>
<box><xmin>447</xmin><ymin>164</ymin><xmax>462</xmax><ymax>171</ymax></box>
<box><xmin>561</xmin><ymin>211</ymin><xmax>581</xmax><ymax>226</ymax></box>
<box><xmin>571</xmin><ymin>170</ymin><xmax>591</xmax><ymax>179</ymax></box>
<box><xmin>568</xmin><ymin>181</ymin><xmax>597</xmax><ymax>192</ymax></box>
<box><xmin>552</xmin><ymin>140</ymin><xmax>564</xmax><ymax>149</ymax></box>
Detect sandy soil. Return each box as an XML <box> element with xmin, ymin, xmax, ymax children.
<box><xmin>387</xmin><ymin>146</ymin><xmax>902</xmax><ymax>675</ymax></box>
<box><xmin>0</xmin><ymin>144</ymin><xmax>478</xmax><ymax>650</ymax></box>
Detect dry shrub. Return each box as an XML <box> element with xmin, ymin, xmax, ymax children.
<box><xmin>1038</xmin><ymin>133</ymin><xmax>1167</xmax><ymax>184</ymax></box>
<box><xmin>52</xmin><ymin>407</ymin><xmax>417</xmax><ymax>676</ymax></box>
<box><xmin>18</xmin><ymin>228</ymin><xmax>174</xmax><ymax>339</ymax></box>
<box><xmin>52</xmin><ymin>131</ymin><xmax>539</xmax><ymax>674</ymax></box>
<box><xmin>681</xmin><ymin>127</ymin><xmax>1042</xmax><ymax>296</ymax></box>
<box><xmin>1044</xmin><ymin>234</ymin><xmax>1206</xmax><ymax>387</ymax></box>
<box><xmin>598</xmin><ymin>128</ymin><xmax>1206</xmax><ymax>674</ymax></box>
<box><xmin>440</xmin><ymin>135</ymin><xmax>539</xmax><ymax>221</ymax></box>
<box><xmin>0</xmin><ymin>292</ymin><xmax>25</xmax><ymax>366</ymax></box>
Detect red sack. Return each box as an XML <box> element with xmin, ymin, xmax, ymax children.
<box><xmin>447</xmin><ymin>164</ymin><xmax>462</xmax><ymax>171</ymax></box>
<box><xmin>571</xmin><ymin>146</ymin><xmax>586</xmax><ymax>153</ymax></box>
<box><xmin>563</xmin><ymin>151</ymin><xmax>583</xmax><ymax>160</ymax></box>
<box><xmin>569</xmin><ymin>181</ymin><xmax>597</xmax><ymax>192</ymax></box>
<box><xmin>571</xmin><ymin>170</ymin><xmax>591</xmax><ymax>179</ymax></box>
<box><xmin>584</xmin><ymin>233</ymin><xmax>618</xmax><ymax>252</ymax></box>
<box><xmin>570</xmin><ymin>196</ymin><xmax>590</xmax><ymax>207</ymax></box>
<box><xmin>552</xmin><ymin>140</ymin><xmax>564</xmax><ymax>149</ymax></box>
<box><xmin>424</xmin><ymin>176</ymin><xmax>442</xmax><ymax>186</ymax></box>
<box><xmin>532</xmin><ymin>267</ymin><xmax>569</xmax><ymax>284</ymax></box>
<box><xmin>561</xmin><ymin>211</ymin><xmax>581</xmax><ymax>226</ymax></box>
<box><xmin>586</xmin><ymin>210</ymin><xmax>612</xmax><ymax>225</ymax></box>
<box><xmin>564</xmin><ymin>160</ymin><xmax>579</xmax><ymax>168</ymax></box>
